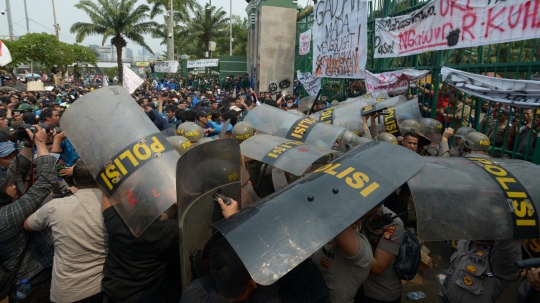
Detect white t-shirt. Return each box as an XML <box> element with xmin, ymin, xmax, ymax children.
<box><xmin>27</xmin><ymin>188</ymin><xmax>108</xmax><ymax>303</ymax></box>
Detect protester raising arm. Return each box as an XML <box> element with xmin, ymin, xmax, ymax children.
<box><xmin>0</xmin><ymin>125</ymin><xmax>57</xmax><ymax>239</ymax></box>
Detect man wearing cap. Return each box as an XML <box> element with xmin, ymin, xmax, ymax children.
<box><xmin>17</xmin><ymin>103</ymin><xmax>34</xmax><ymax>114</ymax></box>
<box><xmin>0</xmin><ymin>126</ymin><xmax>16</xmax><ymax>143</ymax></box>
<box><xmin>0</xmin><ymin>141</ymin><xmax>17</xmax><ymax>172</ymax></box>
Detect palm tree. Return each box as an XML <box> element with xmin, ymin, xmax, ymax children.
<box><xmin>70</xmin><ymin>0</ymin><xmax>158</xmax><ymax>81</ymax></box>
<box><xmin>180</xmin><ymin>4</ymin><xmax>229</xmax><ymax>56</ymax></box>
<box><xmin>147</xmin><ymin>0</ymin><xmax>200</xmax><ymax>22</ymax></box>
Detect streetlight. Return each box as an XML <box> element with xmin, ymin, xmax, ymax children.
<box><xmin>51</xmin><ymin>0</ymin><xmax>60</xmax><ymax>40</ymax></box>
<box><xmin>3</xmin><ymin>0</ymin><xmax>14</xmax><ymax>41</ymax></box>
<box><xmin>229</xmin><ymin>0</ymin><xmax>232</xmax><ymax>56</ymax></box>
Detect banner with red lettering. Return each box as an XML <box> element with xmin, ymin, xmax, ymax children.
<box><xmin>366</xmin><ymin>69</ymin><xmax>429</xmax><ymax>94</ymax></box>
<box><xmin>442</xmin><ymin>67</ymin><xmax>540</xmax><ymax>108</ymax></box>
<box><xmin>299</xmin><ymin>30</ymin><xmax>311</xmax><ymax>55</ymax></box>
<box><xmin>374</xmin><ymin>0</ymin><xmax>540</xmax><ymax>58</ymax></box>
<box><xmin>312</xmin><ymin>0</ymin><xmax>368</xmax><ymax>78</ymax></box>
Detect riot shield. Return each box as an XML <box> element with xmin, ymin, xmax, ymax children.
<box><xmin>61</xmin><ymin>86</ymin><xmax>180</xmax><ymax>237</ymax></box>
<box><xmin>242</xmin><ymin>104</ymin><xmax>346</xmax><ymax>148</ymax></box>
<box><xmin>298</xmin><ymin>96</ymin><xmax>316</xmax><ymax>112</ymax></box>
<box><xmin>240</xmin><ymin>134</ymin><xmax>337</xmax><ymax>176</ymax></box>
<box><xmin>376</xmin><ymin>99</ymin><xmax>423</xmax><ymax>137</ymax></box>
<box><xmin>341</xmin><ymin>91</ymin><xmax>390</xmax><ymax>106</ymax></box>
<box><xmin>309</xmin><ymin>101</ymin><xmax>364</xmax><ymax>128</ymax></box>
<box><xmin>214</xmin><ymin>142</ymin><xmax>426</xmax><ymax>285</ymax></box>
<box><xmin>176</xmin><ymin>139</ymin><xmax>241</xmax><ymax>289</ymax></box>
<box><xmin>360</xmin><ymin>95</ymin><xmax>407</xmax><ymax>116</ymax></box>
<box><xmin>409</xmin><ymin>157</ymin><xmax>540</xmax><ymax>241</ymax></box>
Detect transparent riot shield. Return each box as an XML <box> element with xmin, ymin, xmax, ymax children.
<box><xmin>360</xmin><ymin>95</ymin><xmax>407</xmax><ymax>116</ymax></box>
<box><xmin>176</xmin><ymin>139</ymin><xmax>241</xmax><ymax>289</ymax></box>
<box><xmin>298</xmin><ymin>96</ymin><xmax>316</xmax><ymax>112</ymax></box>
<box><xmin>242</xmin><ymin>104</ymin><xmax>346</xmax><ymax>148</ymax></box>
<box><xmin>214</xmin><ymin>142</ymin><xmax>426</xmax><ymax>285</ymax></box>
<box><xmin>409</xmin><ymin>157</ymin><xmax>540</xmax><ymax>241</ymax></box>
<box><xmin>61</xmin><ymin>86</ymin><xmax>180</xmax><ymax>237</ymax></box>
<box><xmin>341</xmin><ymin>90</ymin><xmax>390</xmax><ymax>106</ymax></box>
<box><xmin>240</xmin><ymin>134</ymin><xmax>337</xmax><ymax>176</ymax></box>
<box><xmin>309</xmin><ymin>102</ymin><xmax>364</xmax><ymax>129</ymax></box>
<box><xmin>375</xmin><ymin>99</ymin><xmax>423</xmax><ymax>137</ymax></box>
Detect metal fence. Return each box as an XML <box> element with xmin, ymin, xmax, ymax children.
<box><xmin>295</xmin><ymin>0</ymin><xmax>540</xmax><ymax>163</ymax></box>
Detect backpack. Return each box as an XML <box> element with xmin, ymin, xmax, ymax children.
<box><xmin>394</xmin><ymin>229</ymin><xmax>421</xmax><ymax>281</ymax></box>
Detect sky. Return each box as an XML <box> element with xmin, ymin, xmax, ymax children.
<box><xmin>0</xmin><ymin>0</ymin><xmax>247</xmax><ymax>57</ymax></box>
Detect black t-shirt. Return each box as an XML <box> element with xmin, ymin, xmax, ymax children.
<box><xmin>180</xmin><ymin>276</ymin><xmax>281</xmax><ymax>303</ymax></box>
<box><xmin>101</xmin><ymin>206</ymin><xmax>179</xmax><ymax>301</ymax></box>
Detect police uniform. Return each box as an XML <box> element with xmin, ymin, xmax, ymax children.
<box><xmin>312</xmin><ymin>233</ymin><xmax>372</xmax><ymax>303</ymax></box>
<box><xmin>420</xmin><ymin>141</ymin><xmax>450</xmax><ymax>157</ymax></box>
<box><xmin>360</xmin><ymin>206</ymin><xmax>404</xmax><ymax>302</ymax></box>
<box><xmin>437</xmin><ymin>240</ymin><xmax>521</xmax><ymax>303</ymax></box>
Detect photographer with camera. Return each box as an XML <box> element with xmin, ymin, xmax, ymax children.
<box><xmin>0</xmin><ymin>125</ymin><xmax>57</xmax><ymax>302</ymax></box>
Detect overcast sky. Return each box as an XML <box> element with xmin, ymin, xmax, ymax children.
<box><xmin>1</xmin><ymin>0</ymin><xmax>247</xmax><ymax>57</ymax></box>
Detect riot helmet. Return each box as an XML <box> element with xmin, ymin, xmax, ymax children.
<box><xmin>453</xmin><ymin>126</ymin><xmax>476</xmax><ymax>147</ymax></box>
<box><xmin>233</xmin><ymin>122</ymin><xmax>254</xmax><ymax>143</ymax></box>
<box><xmin>419</xmin><ymin>118</ymin><xmax>443</xmax><ymax>144</ymax></box>
<box><xmin>197</xmin><ymin>137</ymin><xmax>214</xmax><ymax>145</ymax></box>
<box><xmin>167</xmin><ymin>136</ymin><xmax>193</xmax><ymax>156</ymax></box>
<box><xmin>177</xmin><ymin>121</ymin><xmax>198</xmax><ymax>136</ymax></box>
<box><xmin>463</xmin><ymin>132</ymin><xmax>490</xmax><ymax>152</ymax></box>
<box><xmin>183</xmin><ymin>124</ymin><xmax>204</xmax><ymax>142</ymax></box>
<box><xmin>375</xmin><ymin>132</ymin><xmax>398</xmax><ymax>144</ymax></box>
<box><xmin>399</xmin><ymin>119</ymin><xmax>422</xmax><ymax>135</ymax></box>
<box><xmin>340</xmin><ymin>130</ymin><xmax>363</xmax><ymax>151</ymax></box>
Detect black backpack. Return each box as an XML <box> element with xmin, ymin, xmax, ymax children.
<box><xmin>394</xmin><ymin>229</ymin><xmax>421</xmax><ymax>281</ymax></box>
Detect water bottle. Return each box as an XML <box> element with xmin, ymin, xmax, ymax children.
<box><xmin>406</xmin><ymin>291</ymin><xmax>426</xmax><ymax>301</ymax></box>
<box><xmin>15</xmin><ymin>278</ymin><xmax>31</xmax><ymax>299</ymax></box>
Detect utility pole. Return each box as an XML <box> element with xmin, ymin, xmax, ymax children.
<box><xmin>229</xmin><ymin>0</ymin><xmax>232</xmax><ymax>56</ymax></box>
<box><xmin>167</xmin><ymin>0</ymin><xmax>174</xmax><ymax>60</ymax></box>
<box><xmin>52</xmin><ymin>0</ymin><xmax>59</xmax><ymax>40</ymax></box>
<box><xmin>5</xmin><ymin>0</ymin><xmax>14</xmax><ymax>41</ymax></box>
<box><xmin>23</xmin><ymin>0</ymin><xmax>30</xmax><ymax>33</ymax></box>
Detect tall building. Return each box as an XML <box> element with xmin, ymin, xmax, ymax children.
<box><xmin>125</xmin><ymin>48</ymin><xmax>134</xmax><ymax>62</ymax></box>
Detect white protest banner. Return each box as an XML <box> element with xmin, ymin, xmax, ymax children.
<box><xmin>123</xmin><ymin>65</ymin><xmax>144</xmax><ymax>94</ymax></box>
<box><xmin>155</xmin><ymin>61</ymin><xmax>179</xmax><ymax>73</ymax></box>
<box><xmin>374</xmin><ymin>0</ymin><xmax>540</xmax><ymax>58</ymax></box>
<box><xmin>312</xmin><ymin>0</ymin><xmax>367</xmax><ymax>79</ymax></box>
<box><xmin>366</xmin><ymin>69</ymin><xmax>429</xmax><ymax>94</ymax></box>
<box><xmin>299</xmin><ymin>30</ymin><xmax>311</xmax><ymax>55</ymax></box>
<box><xmin>297</xmin><ymin>70</ymin><xmax>321</xmax><ymax>96</ymax></box>
<box><xmin>187</xmin><ymin>59</ymin><xmax>219</xmax><ymax>68</ymax></box>
<box><xmin>0</xmin><ymin>40</ymin><xmax>12</xmax><ymax>67</ymax></box>
<box><xmin>441</xmin><ymin>67</ymin><xmax>540</xmax><ymax>108</ymax></box>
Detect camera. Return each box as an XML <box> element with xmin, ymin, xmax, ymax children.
<box><xmin>16</xmin><ymin>124</ymin><xmax>38</xmax><ymax>140</ymax></box>
<box><xmin>1</xmin><ymin>10</ymin><xmax>5</xmax><ymax>15</ymax></box>
<box><xmin>39</xmin><ymin>123</ymin><xmax>62</xmax><ymax>135</ymax></box>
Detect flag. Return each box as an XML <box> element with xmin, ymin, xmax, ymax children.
<box><xmin>123</xmin><ymin>65</ymin><xmax>144</xmax><ymax>94</ymax></box>
<box><xmin>103</xmin><ymin>76</ymin><xmax>109</xmax><ymax>87</ymax></box>
<box><xmin>0</xmin><ymin>40</ymin><xmax>13</xmax><ymax>67</ymax></box>
<box><xmin>232</xmin><ymin>87</ymin><xmax>236</xmax><ymax>98</ymax></box>
<box><xmin>250</xmin><ymin>65</ymin><xmax>254</xmax><ymax>90</ymax></box>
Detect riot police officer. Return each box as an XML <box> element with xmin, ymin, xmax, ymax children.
<box><xmin>440</xmin><ymin>126</ymin><xmax>475</xmax><ymax>157</ymax></box>
<box><xmin>356</xmin><ymin>204</ymin><xmax>405</xmax><ymax>303</ymax></box>
<box><xmin>437</xmin><ymin>136</ymin><xmax>522</xmax><ymax>303</ymax></box>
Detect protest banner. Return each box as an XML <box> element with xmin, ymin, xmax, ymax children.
<box><xmin>155</xmin><ymin>61</ymin><xmax>179</xmax><ymax>73</ymax></box>
<box><xmin>187</xmin><ymin>59</ymin><xmax>219</xmax><ymax>68</ymax></box>
<box><xmin>299</xmin><ymin>30</ymin><xmax>311</xmax><ymax>55</ymax></box>
<box><xmin>297</xmin><ymin>70</ymin><xmax>322</xmax><ymax>96</ymax></box>
<box><xmin>312</xmin><ymin>0</ymin><xmax>368</xmax><ymax>78</ymax></box>
<box><xmin>0</xmin><ymin>40</ymin><xmax>12</xmax><ymax>67</ymax></box>
<box><xmin>441</xmin><ymin>67</ymin><xmax>540</xmax><ymax>108</ymax></box>
<box><xmin>123</xmin><ymin>65</ymin><xmax>144</xmax><ymax>94</ymax></box>
<box><xmin>374</xmin><ymin>0</ymin><xmax>540</xmax><ymax>58</ymax></box>
<box><xmin>366</xmin><ymin>69</ymin><xmax>429</xmax><ymax>94</ymax></box>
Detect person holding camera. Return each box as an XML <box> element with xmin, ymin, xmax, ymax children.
<box><xmin>23</xmin><ymin>159</ymin><xmax>107</xmax><ymax>303</ymax></box>
<box><xmin>0</xmin><ymin>125</ymin><xmax>57</xmax><ymax>302</ymax></box>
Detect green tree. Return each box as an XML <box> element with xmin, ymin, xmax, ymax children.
<box><xmin>1</xmin><ymin>33</ymin><xmax>97</xmax><ymax>85</ymax></box>
<box><xmin>70</xmin><ymin>0</ymin><xmax>157</xmax><ymax>81</ymax></box>
<box><xmin>177</xmin><ymin>4</ymin><xmax>229</xmax><ymax>58</ymax></box>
